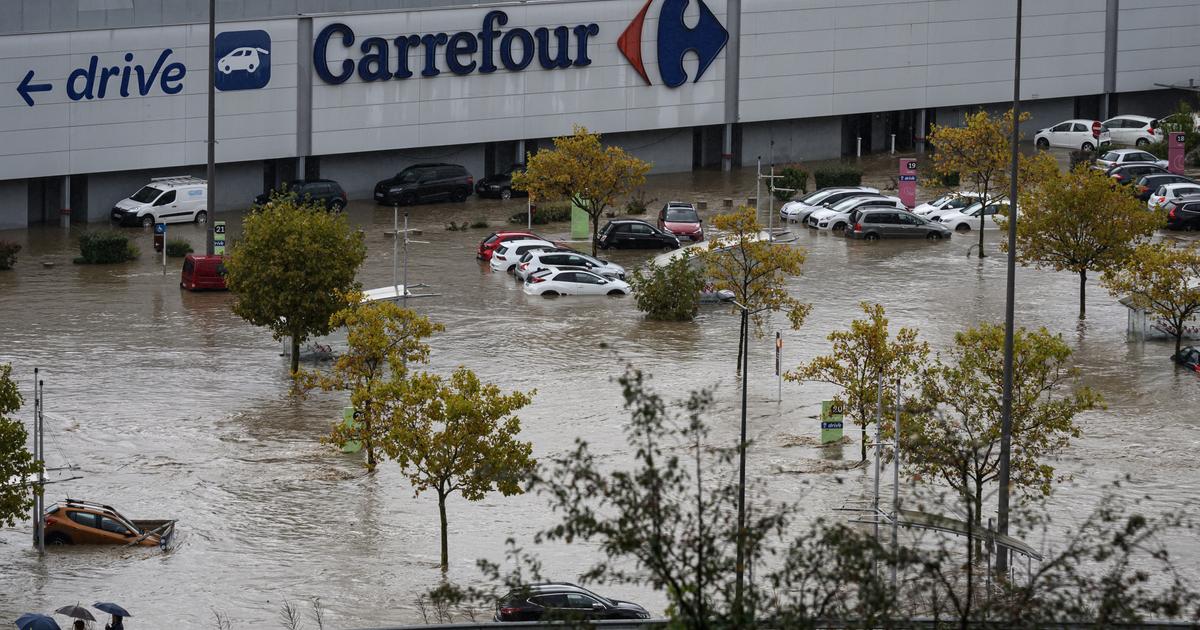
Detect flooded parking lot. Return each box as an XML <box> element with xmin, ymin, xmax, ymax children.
<box><xmin>1</xmin><ymin>163</ymin><xmax>1198</xmax><ymax>628</ymax></box>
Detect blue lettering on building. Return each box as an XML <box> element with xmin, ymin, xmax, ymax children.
<box><xmin>17</xmin><ymin>49</ymin><xmax>187</xmax><ymax>106</ymax></box>
<box><xmin>656</xmin><ymin>0</ymin><xmax>728</xmax><ymax>88</ymax></box>
<box><xmin>312</xmin><ymin>11</ymin><xmax>599</xmax><ymax>85</ymax></box>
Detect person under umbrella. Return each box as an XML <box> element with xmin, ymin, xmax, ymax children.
<box><xmin>15</xmin><ymin>613</ymin><xmax>62</xmax><ymax>630</ymax></box>
<box><xmin>91</xmin><ymin>604</ymin><xmax>129</xmax><ymax>630</ymax></box>
<box><xmin>52</xmin><ymin>606</ymin><xmax>93</xmax><ymax>630</ymax></box>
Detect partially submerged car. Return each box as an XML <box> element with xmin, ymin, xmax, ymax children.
<box><xmin>43</xmin><ymin>499</ymin><xmax>175</xmax><ymax>547</ymax></box>
<box><xmin>1173</xmin><ymin>346</ymin><xmax>1200</xmax><ymax>373</ymax></box>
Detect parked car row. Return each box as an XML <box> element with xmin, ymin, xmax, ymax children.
<box><xmin>1034</xmin><ymin>115</ymin><xmax>1164</xmax><ymax>152</ymax></box>
<box><xmin>481</xmin><ymin>232</ymin><xmax>633</xmax><ymax>298</ymax></box>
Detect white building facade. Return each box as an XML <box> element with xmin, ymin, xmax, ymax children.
<box><xmin>0</xmin><ymin>0</ymin><xmax>1197</xmax><ymax>229</ymax></box>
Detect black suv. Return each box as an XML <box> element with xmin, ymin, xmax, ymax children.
<box><xmin>254</xmin><ymin>179</ymin><xmax>347</xmax><ymax>211</ymax></box>
<box><xmin>598</xmin><ymin>219</ymin><xmax>680</xmax><ymax>250</ymax></box>
<box><xmin>374</xmin><ymin>163</ymin><xmax>473</xmax><ymax>205</ymax></box>
<box><xmin>1168</xmin><ymin>200</ymin><xmax>1200</xmax><ymax>230</ymax></box>
<box><xmin>494</xmin><ymin>583</ymin><xmax>650</xmax><ymax>622</ymax></box>
<box><xmin>476</xmin><ymin>164</ymin><xmax>527</xmax><ymax>199</ymax></box>
<box><xmin>1107</xmin><ymin>163</ymin><xmax>1168</xmax><ymax>186</ymax></box>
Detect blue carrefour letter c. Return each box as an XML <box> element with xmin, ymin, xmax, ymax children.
<box><xmin>314</xmin><ymin>23</ymin><xmax>356</xmax><ymax>84</ymax></box>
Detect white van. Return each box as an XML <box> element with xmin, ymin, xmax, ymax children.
<box><xmin>111</xmin><ymin>177</ymin><xmax>208</xmax><ymax>227</ymax></box>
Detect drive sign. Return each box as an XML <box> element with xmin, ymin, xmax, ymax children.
<box><xmin>1091</xmin><ymin>120</ymin><xmax>1102</xmax><ymax>139</ymax></box>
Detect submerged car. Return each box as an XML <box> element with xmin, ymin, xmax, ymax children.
<box><xmin>523</xmin><ymin>269</ymin><xmax>631</xmax><ymax>297</ymax></box>
<box><xmin>1173</xmin><ymin>346</ymin><xmax>1200</xmax><ymax>373</ymax></box>
<box><xmin>657</xmin><ymin>202</ymin><xmax>704</xmax><ymax>242</ymax></box>
<box><xmin>476</xmin><ymin>164</ymin><xmax>527</xmax><ymax>199</ymax></box>
<box><xmin>43</xmin><ymin>499</ymin><xmax>175</xmax><ymax>547</ymax></box>
<box><xmin>494</xmin><ymin>583</ymin><xmax>650</xmax><ymax>621</ymax></box>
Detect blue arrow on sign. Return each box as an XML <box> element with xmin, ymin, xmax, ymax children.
<box><xmin>17</xmin><ymin>70</ymin><xmax>52</xmax><ymax>107</ymax></box>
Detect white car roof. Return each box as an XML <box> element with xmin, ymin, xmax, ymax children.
<box><xmin>548</xmin><ymin>268</ymin><xmax>604</xmax><ymax>280</ymax></box>
<box><xmin>1160</xmin><ymin>182</ymin><xmax>1200</xmax><ymax>191</ymax></box>
<box><xmin>830</xmin><ymin>195</ymin><xmax>893</xmax><ymax>211</ymax></box>
<box><xmin>1103</xmin><ymin>148</ymin><xmax>1152</xmax><ymax>155</ymax></box>
<box><xmin>501</xmin><ymin>238</ymin><xmax>554</xmax><ymax>249</ymax></box>
<box><xmin>1106</xmin><ymin>115</ymin><xmax>1155</xmax><ymax>123</ymax></box>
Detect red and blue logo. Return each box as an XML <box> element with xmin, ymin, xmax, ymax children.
<box><xmin>618</xmin><ymin>0</ymin><xmax>728</xmax><ymax>88</ymax></box>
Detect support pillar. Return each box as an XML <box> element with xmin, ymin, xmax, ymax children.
<box><xmin>60</xmin><ymin>175</ymin><xmax>71</xmax><ymax>228</ymax></box>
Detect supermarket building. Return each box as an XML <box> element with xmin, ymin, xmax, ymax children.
<box><xmin>1</xmin><ymin>0</ymin><xmax>1198</xmax><ymax>229</ymax></box>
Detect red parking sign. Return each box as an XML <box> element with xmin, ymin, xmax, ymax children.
<box><xmin>1091</xmin><ymin>121</ymin><xmax>1102</xmax><ymax>138</ymax></box>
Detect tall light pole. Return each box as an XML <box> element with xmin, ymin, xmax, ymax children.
<box><xmin>996</xmin><ymin>0</ymin><xmax>1023</xmax><ymax>574</ymax></box>
<box><xmin>205</xmin><ymin>0</ymin><xmax>216</xmax><ymax>255</ymax></box>
<box><xmin>733</xmin><ymin>302</ymin><xmax>750</xmax><ymax>624</ymax></box>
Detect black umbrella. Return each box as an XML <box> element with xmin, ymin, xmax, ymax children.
<box><xmin>52</xmin><ymin>607</ymin><xmax>94</xmax><ymax>622</ymax></box>
<box><xmin>91</xmin><ymin>604</ymin><xmax>130</xmax><ymax>619</ymax></box>
<box><xmin>15</xmin><ymin>613</ymin><xmax>62</xmax><ymax>630</ymax></box>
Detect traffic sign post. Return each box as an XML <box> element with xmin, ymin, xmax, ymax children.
<box><xmin>154</xmin><ymin>223</ymin><xmax>167</xmax><ymax>274</ymax></box>
<box><xmin>213</xmin><ymin>221</ymin><xmax>226</xmax><ymax>256</ymax></box>
<box><xmin>1169</xmin><ymin>132</ymin><xmax>1186</xmax><ymax>175</ymax></box>
<box><xmin>898</xmin><ymin>159</ymin><xmax>918</xmax><ymax>208</ymax></box>
<box><xmin>775</xmin><ymin>332</ymin><xmax>783</xmax><ymax>402</ymax></box>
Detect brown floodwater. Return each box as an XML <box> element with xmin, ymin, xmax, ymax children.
<box><xmin>1</xmin><ymin>158</ymin><xmax>1198</xmax><ymax>629</ymax></box>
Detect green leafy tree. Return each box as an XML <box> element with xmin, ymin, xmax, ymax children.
<box><xmin>928</xmin><ymin>109</ymin><xmax>1056</xmax><ymax>258</ymax></box>
<box><xmin>1102</xmin><ymin>243</ymin><xmax>1200</xmax><ymax>356</ymax></box>
<box><xmin>511</xmin><ymin>126</ymin><xmax>652</xmax><ymax>256</ymax></box>
<box><xmin>628</xmin><ymin>254</ymin><xmax>705</xmax><ymax>321</ymax></box>
<box><xmin>904</xmin><ymin>324</ymin><xmax>1101</xmax><ymax>533</ymax></box>
<box><xmin>225</xmin><ymin>193</ymin><xmax>367</xmax><ymax>373</ymax></box>
<box><xmin>703</xmin><ymin>208</ymin><xmax>811</xmax><ymax>372</ymax></box>
<box><xmin>786</xmin><ymin>303</ymin><xmax>929</xmax><ymax>462</ymax></box>
<box><xmin>386</xmin><ymin>367</ymin><xmax>535</xmax><ymax>572</ymax></box>
<box><xmin>1008</xmin><ymin>166</ymin><xmax>1162</xmax><ymax>319</ymax></box>
<box><xmin>0</xmin><ymin>364</ymin><xmax>41</xmax><ymax>528</ymax></box>
<box><xmin>773</xmin><ymin>166</ymin><xmax>808</xmax><ymax>202</ymax></box>
<box><xmin>296</xmin><ymin>298</ymin><xmax>443</xmax><ymax>471</ymax></box>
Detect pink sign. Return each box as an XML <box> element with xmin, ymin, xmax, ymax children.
<box><xmin>1169</xmin><ymin>132</ymin><xmax>1186</xmax><ymax>175</ymax></box>
<box><xmin>899</xmin><ymin>159</ymin><xmax>917</xmax><ymax>208</ymax></box>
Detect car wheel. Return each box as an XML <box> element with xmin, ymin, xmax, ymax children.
<box><xmin>453</xmin><ymin>189</ymin><xmax>469</xmax><ymax>202</ymax></box>
<box><xmin>46</xmin><ymin>532</ymin><xmax>71</xmax><ymax>545</ymax></box>
<box><xmin>542</xmin><ymin>291</ymin><xmax>559</xmax><ymax>298</ymax></box>
<box><xmin>1136</xmin><ymin>138</ymin><xmax>1150</xmax><ymax>147</ymax></box>
<box><xmin>194</xmin><ymin>210</ymin><xmax>208</xmax><ymax>224</ymax></box>
<box><xmin>607</xmin><ymin>289</ymin><xmax>625</xmax><ymax>296</ymax></box>
<box><xmin>500</xmin><ymin>188</ymin><xmax>513</xmax><ymax>200</ymax></box>
<box><xmin>955</xmin><ymin>223</ymin><xmax>971</xmax><ymax>233</ymax></box>
<box><xmin>330</xmin><ymin>199</ymin><xmax>346</xmax><ymax>213</ymax></box>
<box><xmin>1082</xmin><ymin>142</ymin><xmax>1095</xmax><ymax>152</ymax></box>
<box><xmin>832</xmin><ymin>222</ymin><xmax>846</xmax><ymax>233</ymax></box>
<box><xmin>1036</xmin><ymin>138</ymin><xmax>1049</xmax><ymax>150</ymax></box>
<box><xmin>141</xmin><ymin>215</ymin><xmax>155</xmax><ymax>228</ymax></box>
<box><xmin>400</xmin><ymin>192</ymin><xmax>417</xmax><ymax>206</ymax></box>
<box><xmin>864</xmin><ymin>233</ymin><xmax>880</xmax><ymax>241</ymax></box>
<box><xmin>927</xmin><ymin>231</ymin><xmax>942</xmax><ymax>240</ymax></box>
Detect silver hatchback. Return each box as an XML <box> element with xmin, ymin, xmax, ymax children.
<box><xmin>847</xmin><ymin>208</ymin><xmax>952</xmax><ymax>240</ymax></box>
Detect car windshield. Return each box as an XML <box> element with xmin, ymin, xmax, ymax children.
<box><xmin>665</xmin><ymin>208</ymin><xmax>699</xmax><ymax>222</ymax></box>
<box><xmin>796</xmin><ymin>190</ymin><xmax>826</xmax><ymax>203</ymax></box>
<box><xmin>1101</xmin><ymin>152</ymin><xmax>1120</xmax><ymax>161</ymax></box>
<box><xmin>396</xmin><ymin>170</ymin><xmax>420</xmax><ymax>183</ymax></box>
<box><xmin>130</xmin><ymin>186</ymin><xmax>163</xmax><ymax>203</ymax></box>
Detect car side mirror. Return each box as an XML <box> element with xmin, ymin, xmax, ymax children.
<box><xmin>592</xmin><ymin>604</ymin><xmax>605</xmax><ymax>611</ymax></box>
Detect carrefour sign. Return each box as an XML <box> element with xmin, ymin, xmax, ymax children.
<box><xmin>313</xmin><ymin>0</ymin><xmax>727</xmax><ymax>86</ymax></box>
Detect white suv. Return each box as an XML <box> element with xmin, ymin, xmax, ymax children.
<box><xmin>489</xmin><ymin>239</ymin><xmax>555</xmax><ymax>273</ymax></box>
<box><xmin>1101</xmin><ymin>115</ymin><xmax>1163</xmax><ymax>147</ymax></box>
<box><xmin>110</xmin><ymin>176</ymin><xmax>208</xmax><ymax>227</ymax></box>
<box><xmin>517</xmin><ymin>249</ymin><xmax>625</xmax><ymax>282</ymax></box>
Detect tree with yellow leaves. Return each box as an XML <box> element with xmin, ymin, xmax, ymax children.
<box><xmin>296</xmin><ymin>297</ymin><xmax>443</xmax><ymax>471</ymax></box>
<box><xmin>703</xmin><ymin>208</ymin><xmax>810</xmax><ymax>372</ymax></box>
<box><xmin>511</xmin><ymin>126</ymin><xmax>652</xmax><ymax>256</ymax></box>
<box><xmin>1008</xmin><ymin>166</ymin><xmax>1163</xmax><ymax>319</ymax></box>
<box><xmin>786</xmin><ymin>303</ymin><xmax>929</xmax><ymax>462</ymax></box>
<box><xmin>928</xmin><ymin>109</ymin><xmax>1055</xmax><ymax>258</ymax></box>
<box><xmin>1102</xmin><ymin>243</ymin><xmax>1200</xmax><ymax>356</ymax></box>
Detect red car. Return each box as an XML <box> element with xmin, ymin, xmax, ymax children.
<box><xmin>478</xmin><ymin>231</ymin><xmax>542</xmax><ymax>261</ymax></box>
<box><xmin>657</xmin><ymin>202</ymin><xmax>704</xmax><ymax>242</ymax></box>
<box><xmin>180</xmin><ymin>254</ymin><xmax>227</xmax><ymax>291</ymax></box>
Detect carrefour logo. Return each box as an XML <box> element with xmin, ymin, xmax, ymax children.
<box><xmin>619</xmin><ymin>0</ymin><xmax>728</xmax><ymax>88</ymax></box>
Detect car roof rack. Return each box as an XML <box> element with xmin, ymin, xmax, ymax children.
<box><xmin>150</xmin><ymin>176</ymin><xmax>206</xmax><ymax>186</ymax></box>
<box><xmin>63</xmin><ymin>498</ymin><xmax>119</xmax><ymax>513</ymax></box>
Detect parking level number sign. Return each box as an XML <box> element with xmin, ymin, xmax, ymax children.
<box><xmin>820</xmin><ymin>400</ymin><xmax>844</xmax><ymax>444</ymax></box>
<box><xmin>213</xmin><ymin>221</ymin><xmax>226</xmax><ymax>255</ymax></box>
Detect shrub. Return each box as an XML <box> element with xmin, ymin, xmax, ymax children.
<box><xmin>624</xmin><ymin>189</ymin><xmax>655</xmax><ymax>215</ymax></box>
<box><xmin>774</xmin><ymin>166</ymin><xmax>808</xmax><ymax>202</ymax></box>
<box><xmin>508</xmin><ymin>201</ymin><xmax>572</xmax><ymax>225</ymax></box>
<box><xmin>470</xmin><ymin>217</ymin><xmax>489</xmax><ymax>229</ymax></box>
<box><xmin>813</xmin><ymin>164</ymin><xmax>863</xmax><ymax>189</ymax></box>
<box><xmin>1069</xmin><ymin>149</ymin><xmax>1096</xmax><ymax>170</ymax></box>
<box><xmin>938</xmin><ymin>171</ymin><xmax>960</xmax><ymax>187</ymax></box>
<box><xmin>628</xmin><ymin>255</ymin><xmax>704</xmax><ymax>322</ymax></box>
<box><xmin>76</xmin><ymin>231</ymin><xmax>138</xmax><ymax>264</ymax></box>
<box><xmin>165</xmin><ymin>238</ymin><xmax>193</xmax><ymax>258</ymax></box>
<box><xmin>0</xmin><ymin>241</ymin><xmax>19</xmax><ymax>270</ymax></box>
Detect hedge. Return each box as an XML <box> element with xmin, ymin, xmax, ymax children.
<box><xmin>76</xmin><ymin>230</ymin><xmax>139</xmax><ymax>264</ymax></box>
<box><xmin>0</xmin><ymin>240</ymin><xmax>19</xmax><ymax>270</ymax></box>
<box><xmin>813</xmin><ymin>165</ymin><xmax>864</xmax><ymax>188</ymax></box>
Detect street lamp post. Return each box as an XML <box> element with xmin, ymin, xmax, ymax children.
<box><xmin>996</xmin><ymin>0</ymin><xmax>1023</xmax><ymax>574</ymax></box>
<box><xmin>204</xmin><ymin>0</ymin><xmax>216</xmax><ymax>256</ymax></box>
<box><xmin>732</xmin><ymin>299</ymin><xmax>766</xmax><ymax>623</ymax></box>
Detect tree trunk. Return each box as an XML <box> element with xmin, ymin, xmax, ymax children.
<box><xmin>364</xmin><ymin>412</ymin><xmax>376</xmax><ymax>472</ymax></box>
<box><xmin>438</xmin><ymin>491</ymin><xmax>449</xmax><ymax>573</ymax></box>
<box><xmin>736</xmin><ymin>314</ymin><xmax>745</xmax><ymax>376</ymax></box>
<box><xmin>1079</xmin><ymin>269</ymin><xmax>1087</xmax><ymax>320</ymax></box>
<box><xmin>974</xmin><ymin>482</ymin><xmax>985</xmax><ymax>561</ymax></box>
<box><xmin>290</xmin><ymin>334</ymin><xmax>300</xmax><ymax>374</ymax></box>
<box><xmin>977</xmin><ymin>211</ymin><xmax>986</xmax><ymax>258</ymax></box>
<box><xmin>1175</xmin><ymin>328</ymin><xmax>1184</xmax><ymax>357</ymax></box>
<box><xmin>591</xmin><ymin>211</ymin><xmax>600</xmax><ymax>257</ymax></box>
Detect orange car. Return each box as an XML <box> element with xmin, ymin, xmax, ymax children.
<box><xmin>43</xmin><ymin>499</ymin><xmax>175</xmax><ymax>547</ymax></box>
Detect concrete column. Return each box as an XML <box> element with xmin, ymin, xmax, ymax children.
<box><xmin>1102</xmin><ymin>0</ymin><xmax>1119</xmax><ymax>119</ymax></box>
<box><xmin>517</xmin><ymin>140</ymin><xmax>526</xmax><ymax>165</ymax></box>
<box><xmin>722</xmin><ymin>0</ymin><xmax>742</xmax><ymax>171</ymax></box>
<box><xmin>916</xmin><ymin>109</ymin><xmax>927</xmax><ymax>153</ymax></box>
<box><xmin>297</xmin><ymin>17</ymin><xmax>314</xmax><ymax>167</ymax></box>
<box><xmin>60</xmin><ymin>175</ymin><xmax>71</xmax><ymax>227</ymax></box>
